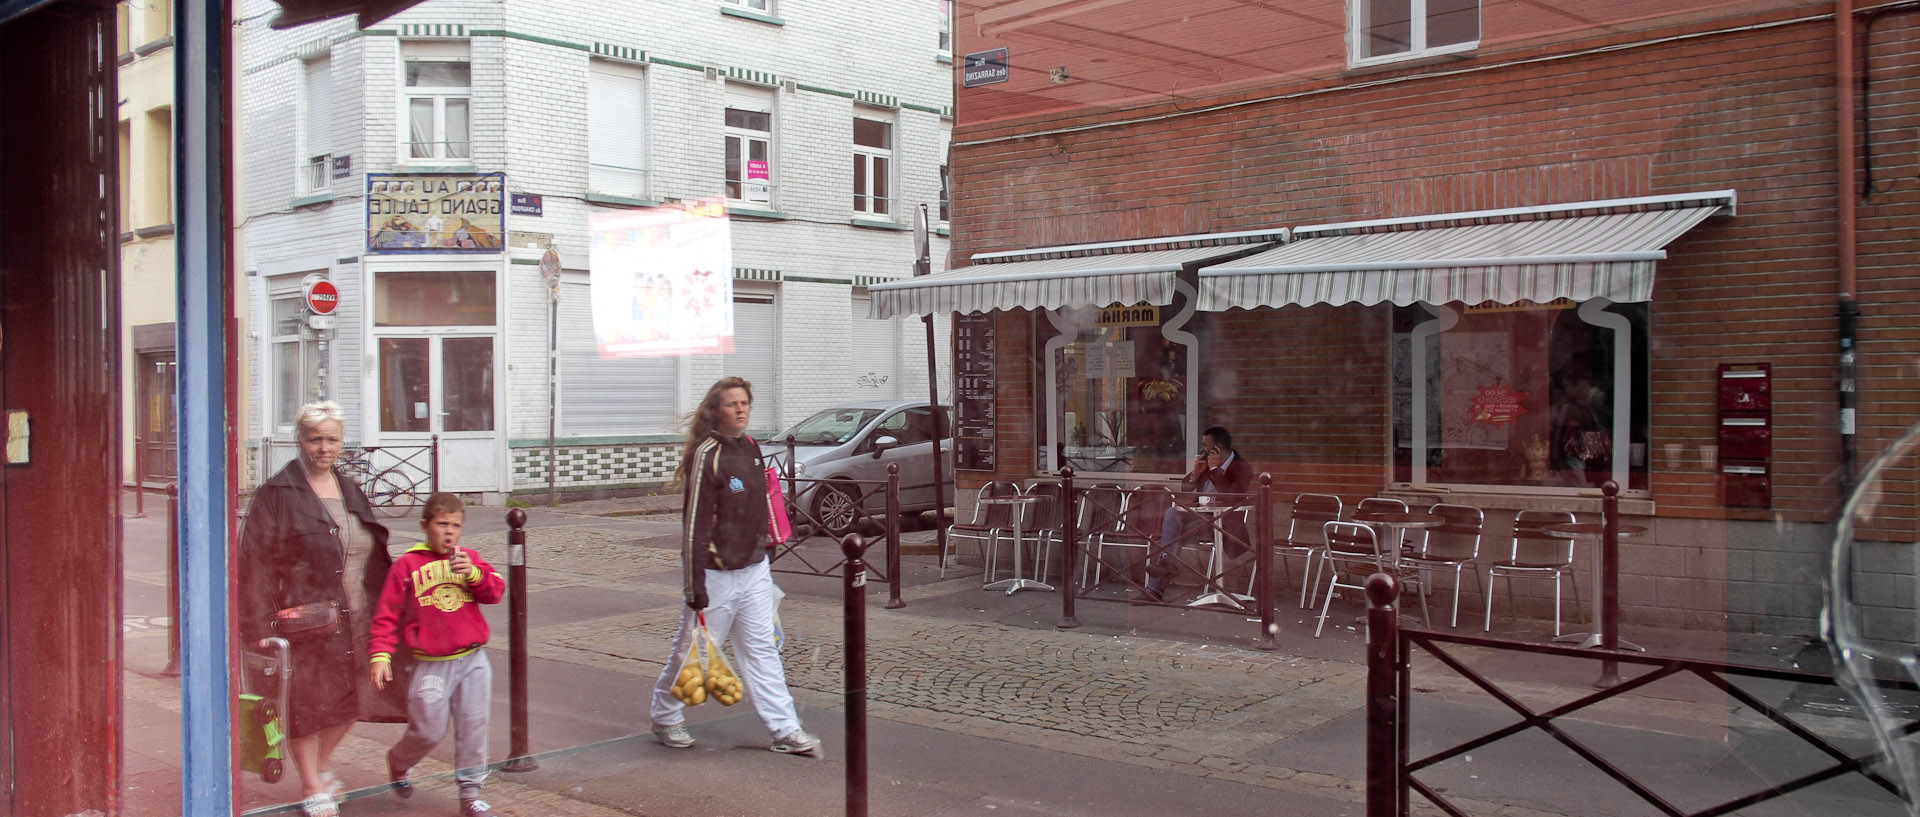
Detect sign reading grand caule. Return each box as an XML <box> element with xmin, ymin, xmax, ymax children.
<box><xmin>588</xmin><ymin>198</ymin><xmax>734</xmax><ymax>357</ymax></box>
<box><xmin>366</xmin><ymin>172</ymin><xmax>506</xmax><ymax>253</ymax></box>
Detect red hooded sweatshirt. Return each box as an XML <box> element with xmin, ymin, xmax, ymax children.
<box><xmin>369</xmin><ymin>544</ymin><xmax>505</xmax><ymax>662</ymax></box>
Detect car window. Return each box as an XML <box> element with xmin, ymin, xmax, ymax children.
<box><xmin>779</xmin><ymin>408</ymin><xmax>881</xmax><ymax>445</ymax></box>
<box><xmin>862</xmin><ymin>410</ymin><xmax>914</xmax><ymax>451</ymax></box>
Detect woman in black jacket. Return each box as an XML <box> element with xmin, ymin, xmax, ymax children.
<box><xmin>240</xmin><ymin>401</ymin><xmax>406</xmax><ymax>817</ymax></box>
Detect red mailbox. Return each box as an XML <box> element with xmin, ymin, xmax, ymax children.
<box><xmin>1717</xmin><ymin>363</ymin><xmax>1771</xmax><ymax>508</ymax></box>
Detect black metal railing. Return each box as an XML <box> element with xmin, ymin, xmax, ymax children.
<box><xmin>769</xmin><ymin>445</ymin><xmax>904</xmax><ymax>608</ymax></box>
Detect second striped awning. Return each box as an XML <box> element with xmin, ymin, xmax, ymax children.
<box><xmin>1198</xmin><ymin>191</ymin><xmax>1733</xmax><ymax>311</ymax></box>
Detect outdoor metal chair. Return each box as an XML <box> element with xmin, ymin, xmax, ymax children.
<box><xmin>1315</xmin><ymin>520</ymin><xmax>1428</xmax><ymax>638</ymax></box>
<box><xmin>1401</xmin><ymin>503</ymin><xmax>1485</xmax><ymax>628</ymax></box>
<box><xmin>1355</xmin><ymin>495</ymin><xmax>1411</xmax><ymax>552</ymax></box>
<box><xmin>1021</xmin><ymin>481</ymin><xmax>1067</xmax><ymax>584</ymax></box>
<box><xmin>944</xmin><ymin>480</ymin><xmax>1018</xmax><ymax>579</ymax></box>
<box><xmin>1279</xmin><ymin>493</ymin><xmax>1343</xmax><ymax>608</ymax></box>
<box><xmin>1088</xmin><ymin>484</ymin><xmax>1173</xmax><ymax>591</ymax></box>
<box><xmin>1484</xmin><ymin>509</ymin><xmax>1579</xmax><ymax>636</ymax></box>
<box><xmin>1075</xmin><ymin>483</ymin><xmax>1130</xmax><ymax>588</ymax></box>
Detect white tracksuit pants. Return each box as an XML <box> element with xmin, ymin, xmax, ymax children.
<box><xmin>649</xmin><ymin>558</ymin><xmax>801</xmax><ymax>738</ymax></box>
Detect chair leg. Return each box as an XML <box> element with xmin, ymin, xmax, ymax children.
<box><xmin>1483</xmin><ymin>572</ymin><xmax>1496</xmax><ymax>632</ymax></box>
<box><xmin>1314</xmin><ymin>572</ymin><xmax>1342</xmax><ymax>638</ymax></box>
<box><xmin>1552</xmin><ymin>574</ymin><xmax>1563</xmax><ymax>638</ymax></box>
<box><xmin>1302</xmin><ymin>552</ymin><xmax>1324</xmax><ymax>609</ymax></box>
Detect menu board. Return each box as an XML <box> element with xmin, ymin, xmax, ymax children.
<box><xmin>952</xmin><ymin>313</ymin><xmax>997</xmax><ymax>471</ymax></box>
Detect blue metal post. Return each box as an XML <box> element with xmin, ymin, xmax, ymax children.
<box><xmin>176</xmin><ymin>0</ymin><xmax>233</xmax><ymax>811</ymax></box>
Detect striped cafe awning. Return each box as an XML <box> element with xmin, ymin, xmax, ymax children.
<box><xmin>1197</xmin><ymin>191</ymin><xmax>1734</xmax><ymax>312</ymax></box>
<box><xmin>866</xmin><ymin>229</ymin><xmax>1287</xmax><ymax>319</ymax></box>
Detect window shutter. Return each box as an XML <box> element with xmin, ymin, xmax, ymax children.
<box><xmin>588</xmin><ymin>64</ymin><xmax>646</xmax><ymax>196</ymax></box>
<box><xmin>558</xmin><ymin>280</ymin><xmax>677</xmax><ymax>435</ymax></box>
<box><xmin>723</xmin><ymin>296</ymin><xmax>778</xmax><ymax>428</ymax></box>
<box><xmin>851</xmin><ymin>295</ymin><xmax>902</xmax><ymax>400</ymax></box>
<box><xmin>305</xmin><ymin>56</ymin><xmax>331</xmax><ymax>157</ymax></box>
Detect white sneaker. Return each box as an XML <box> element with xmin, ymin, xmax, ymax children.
<box><xmin>769</xmin><ymin>728</ymin><xmax>820</xmax><ymax>756</ymax></box>
<box><xmin>653</xmin><ymin>723</ymin><xmax>695</xmax><ymax>748</ymax></box>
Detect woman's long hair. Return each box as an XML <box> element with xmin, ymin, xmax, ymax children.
<box><xmin>676</xmin><ymin>376</ymin><xmax>754</xmax><ymax>484</ymax></box>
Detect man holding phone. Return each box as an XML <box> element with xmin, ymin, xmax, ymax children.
<box><xmin>1144</xmin><ymin>426</ymin><xmax>1254</xmax><ymax>600</ymax></box>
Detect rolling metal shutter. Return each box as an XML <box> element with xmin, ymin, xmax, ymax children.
<box><xmin>557</xmin><ymin>280</ymin><xmax>677</xmax><ymax>435</ymax></box>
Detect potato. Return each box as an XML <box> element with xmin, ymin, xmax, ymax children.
<box><xmin>689</xmin><ymin>686</ymin><xmax>706</xmax><ymax>704</ymax></box>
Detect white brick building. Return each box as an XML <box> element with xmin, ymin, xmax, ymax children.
<box><xmin>238</xmin><ymin>0</ymin><xmax>954</xmax><ymax>498</ymax></box>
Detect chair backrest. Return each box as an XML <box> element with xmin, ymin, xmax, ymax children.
<box><xmin>1507</xmin><ymin>509</ymin><xmax>1576</xmax><ymax>567</ymax></box>
<box><xmin>979</xmin><ymin>480</ymin><xmax>1020</xmax><ymax>528</ymax></box>
<box><xmin>1323</xmin><ymin>520</ymin><xmax>1380</xmax><ymax>561</ymax></box>
<box><xmin>1356</xmin><ymin>496</ymin><xmax>1409</xmax><ymax>516</ymax></box>
<box><xmin>1113</xmin><ymin>484</ymin><xmax>1174</xmax><ymax>541</ymax></box>
<box><xmin>1022</xmin><ymin>482</ymin><xmax>1065</xmax><ymax>531</ymax></box>
<box><xmin>1420</xmin><ymin>503</ymin><xmax>1484</xmax><ymax>561</ymax></box>
<box><xmin>1286</xmin><ymin>493</ymin><xmax>1343</xmax><ymax>545</ymax></box>
<box><xmin>1078</xmin><ymin>483</ymin><xmax>1128</xmax><ymax>536</ymax></box>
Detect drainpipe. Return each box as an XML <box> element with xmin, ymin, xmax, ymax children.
<box><xmin>1836</xmin><ymin>0</ymin><xmax>1859</xmax><ymax>501</ymax></box>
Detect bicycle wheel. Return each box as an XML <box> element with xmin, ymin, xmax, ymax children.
<box><xmin>366</xmin><ymin>472</ymin><xmax>420</xmax><ymax>519</ymax></box>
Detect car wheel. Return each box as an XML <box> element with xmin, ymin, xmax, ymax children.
<box><xmin>814</xmin><ymin>482</ymin><xmax>861</xmax><ymax>536</ymax></box>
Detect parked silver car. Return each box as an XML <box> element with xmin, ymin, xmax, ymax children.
<box><xmin>760</xmin><ymin>400</ymin><xmax>955</xmax><ymax>535</ymax></box>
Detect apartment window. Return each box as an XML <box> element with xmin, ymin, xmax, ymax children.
<box><xmin>403</xmin><ymin>41</ymin><xmax>472</xmax><ymax>161</ymax></box>
<box><xmin>300</xmin><ymin>55</ymin><xmax>332</xmax><ymax>193</ymax></box>
<box><xmin>852</xmin><ymin>114</ymin><xmax>893</xmax><ymax>216</ymax></box>
<box><xmin>723</xmin><ymin>0</ymin><xmax>770</xmax><ymax>10</ymax></box>
<box><xmin>588</xmin><ymin>60</ymin><xmax>647</xmax><ymax>199</ymax></box>
<box><xmin>938</xmin><ymin>0</ymin><xmax>952</xmax><ymax>53</ymax></box>
<box><xmin>724</xmin><ymin>85</ymin><xmax>773</xmax><ymax>204</ymax></box>
<box><xmin>1351</xmin><ymin>0</ymin><xmax>1478</xmax><ymax>63</ymax></box>
<box><xmin>269</xmin><ymin>293</ymin><xmax>323</xmax><ymax>435</ymax></box>
<box><xmin>938</xmin><ymin>164</ymin><xmax>950</xmax><ymax>223</ymax></box>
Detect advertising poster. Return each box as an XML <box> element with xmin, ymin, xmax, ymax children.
<box><xmin>588</xmin><ymin>199</ymin><xmax>733</xmax><ymax>357</ymax></box>
<box><xmin>745</xmin><ymin>159</ymin><xmax>771</xmax><ymax>203</ymax></box>
<box><xmin>366</xmin><ymin>173</ymin><xmax>506</xmax><ymax>253</ymax></box>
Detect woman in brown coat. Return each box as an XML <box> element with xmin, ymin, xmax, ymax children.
<box><xmin>240</xmin><ymin>401</ymin><xmax>407</xmax><ymax>817</ymax></box>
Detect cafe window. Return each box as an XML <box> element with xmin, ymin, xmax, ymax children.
<box><xmin>1035</xmin><ymin>296</ymin><xmax>1197</xmax><ymax>476</ymax></box>
<box><xmin>1391</xmin><ymin>298</ymin><xmax>1649</xmax><ymax>492</ymax></box>
<box><xmin>373</xmin><ymin>269</ymin><xmax>496</xmax><ymax>326</ymax></box>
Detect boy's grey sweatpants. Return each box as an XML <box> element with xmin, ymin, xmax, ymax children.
<box><xmin>388</xmin><ymin>650</ymin><xmax>492</xmax><ymax>799</ymax></box>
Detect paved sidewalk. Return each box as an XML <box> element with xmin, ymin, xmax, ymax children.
<box><xmin>119</xmin><ymin>491</ymin><xmax>1904</xmax><ymax>817</ymax></box>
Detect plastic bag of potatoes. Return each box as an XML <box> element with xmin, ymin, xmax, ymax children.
<box><xmin>670</xmin><ymin>635</ymin><xmax>707</xmax><ymax>706</ymax></box>
<box><xmin>703</xmin><ymin>626</ymin><xmax>744</xmax><ymax>706</ymax></box>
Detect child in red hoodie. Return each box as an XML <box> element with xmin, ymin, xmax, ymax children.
<box><xmin>369</xmin><ymin>492</ymin><xmax>506</xmax><ymax>817</ymax></box>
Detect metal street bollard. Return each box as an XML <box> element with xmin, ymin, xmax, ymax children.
<box><xmin>1058</xmin><ymin>467</ymin><xmax>1078</xmax><ymax>629</ymax></box>
<box><xmin>132</xmin><ymin>435</ymin><xmax>145</xmax><ymax>518</ymax></box>
<box><xmin>430</xmin><ymin>434</ymin><xmax>441</xmax><ymax>494</ymax></box>
<box><xmin>1364</xmin><ymin>572</ymin><xmax>1401</xmax><ymax>817</ymax></box>
<box><xmin>1255</xmin><ymin>474</ymin><xmax>1277</xmax><ymax>650</ymax></box>
<box><xmin>162</xmin><ymin>482</ymin><xmax>179</xmax><ymax>677</ymax></box>
<box><xmin>841</xmin><ymin>533</ymin><xmax>870</xmax><ymax>817</ymax></box>
<box><xmin>1597</xmin><ymin>480</ymin><xmax>1623</xmax><ymax>689</ymax></box>
<box><xmin>884</xmin><ymin>464</ymin><xmax>904</xmax><ymax>609</ymax></box>
<box><xmin>502</xmin><ymin>509</ymin><xmax>538</xmax><ymax>771</ymax></box>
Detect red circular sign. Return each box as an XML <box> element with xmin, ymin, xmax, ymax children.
<box><xmin>304</xmin><ymin>279</ymin><xmax>340</xmax><ymax>315</ymax></box>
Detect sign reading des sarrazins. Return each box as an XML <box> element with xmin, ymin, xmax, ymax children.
<box><xmin>366</xmin><ymin>172</ymin><xmax>507</xmax><ymax>254</ymax></box>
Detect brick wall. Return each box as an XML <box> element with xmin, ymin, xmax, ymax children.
<box><xmin>948</xmin><ymin>10</ymin><xmax>1920</xmax><ymax>637</ymax></box>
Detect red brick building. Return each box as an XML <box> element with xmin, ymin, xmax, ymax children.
<box><xmin>876</xmin><ymin>0</ymin><xmax>1920</xmax><ymax>637</ymax></box>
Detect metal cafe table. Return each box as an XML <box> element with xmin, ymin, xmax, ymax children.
<box><xmin>1547</xmin><ymin>520</ymin><xmax>1649</xmax><ymax>650</ymax></box>
<box><xmin>1185</xmin><ymin>496</ymin><xmax>1253</xmax><ymax>609</ymax></box>
<box><xmin>1351</xmin><ymin>509</ymin><xmax>1445</xmax><ymax>623</ymax></box>
<box><xmin>979</xmin><ymin>493</ymin><xmax>1049</xmax><ymax>595</ymax></box>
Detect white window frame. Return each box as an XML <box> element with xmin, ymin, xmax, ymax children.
<box><xmin>724</xmin><ymin>84</ymin><xmax>775</xmax><ymax>205</ymax></box>
<box><xmin>722</xmin><ymin>0</ymin><xmax>770</xmax><ymax>11</ymax></box>
<box><xmin>852</xmin><ymin>110</ymin><xmax>895</xmax><ymax>218</ymax></box>
<box><xmin>400</xmin><ymin>40</ymin><xmax>472</xmax><ymax>163</ymax></box>
<box><xmin>1348</xmin><ymin>0</ymin><xmax>1480</xmax><ymax>67</ymax></box>
<box><xmin>587</xmin><ymin>59</ymin><xmax>649</xmax><ymax>199</ymax></box>
<box><xmin>938</xmin><ymin>0</ymin><xmax>953</xmax><ymax>55</ymax></box>
<box><xmin>267</xmin><ymin>284</ymin><xmax>324</xmax><ymax>437</ymax></box>
<box><xmin>298</xmin><ymin>53</ymin><xmax>332</xmax><ymax>194</ymax></box>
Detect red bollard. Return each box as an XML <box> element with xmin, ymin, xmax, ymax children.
<box><xmin>841</xmin><ymin>533</ymin><xmax>870</xmax><ymax>817</ymax></box>
<box><xmin>1255</xmin><ymin>474</ymin><xmax>1277</xmax><ymax>650</ymax></box>
<box><xmin>1597</xmin><ymin>481</ymin><xmax>1622</xmax><ymax>688</ymax></box>
<box><xmin>502</xmin><ymin>509</ymin><xmax>539</xmax><ymax>771</ymax></box>
<box><xmin>1058</xmin><ymin>467</ymin><xmax>1079</xmax><ymax>629</ymax></box>
<box><xmin>885</xmin><ymin>464</ymin><xmax>904</xmax><ymax>609</ymax></box>
<box><xmin>1365</xmin><ymin>572</ymin><xmax>1401</xmax><ymax>817</ymax></box>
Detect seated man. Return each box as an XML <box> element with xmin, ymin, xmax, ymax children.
<box><xmin>1145</xmin><ymin>426</ymin><xmax>1254</xmax><ymax>599</ymax></box>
